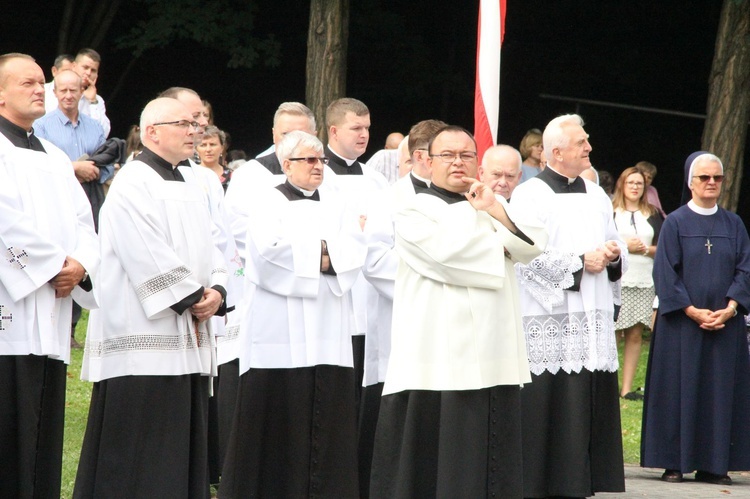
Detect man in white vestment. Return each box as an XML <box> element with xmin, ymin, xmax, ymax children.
<box><xmin>370</xmin><ymin>126</ymin><xmax>547</xmax><ymax>498</ymax></box>
<box><xmin>323</xmin><ymin>97</ymin><xmax>388</xmax><ymax>419</ymax></box>
<box><xmin>159</xmin><ymin>85</ymin><xmax>244</xmax><ymax>483</ymax></box>
<box><xmin>511</xmin><ymin>114</ymin><xmax>627</xmax><ymax>497</ymax></box>
<box><xmin>219</xmin><ymin>131</ymin><xmax>367</xmax><ymax>498</ymax></box>
<box><xmin>253</xmin><ymin>101</ymin><xmax>317</xmax><ymax>174</ymax></box>
<box><xmin>356</xmin><ymin>118</ymin><xmax>445</xmax><ymax>496</ymax></box>
<box><xmin>479</xmin><ymin>144</ymin><xmax>523</xmax><ymax>201</ymax></box>
<box><xmin>74</xmin><ymin>98</ymin><xmax>227</xmax><ymax>498</ymax></box>
<box><xmin>0</xmin><ymin>52</ymin><xmax>98</xmax><ymax>499</ymax></box>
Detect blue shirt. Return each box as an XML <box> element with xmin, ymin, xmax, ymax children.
<box><xmin>33</xmin><ymin>108</ymin><xmax>112</xmax><ymax>182</ymax></box>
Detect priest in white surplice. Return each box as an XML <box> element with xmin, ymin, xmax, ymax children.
<box><xmin>219</xmin><ymin>131</ymin><xmax>367</xmax><ymax>499</ymax></box>
<box><xmin>75</xmin><ymin>98</ymin><xmax>228</xmax><ymax>499</ymax></box>
<box><xmin>0</xmin><ymin>53</ymin><xmax>98</xmax><ymax>499</ymax></box>
<box><xmin>511</xmin><ymin>114</ymin><xmax>627</xmax><ymax>498</ymax></box>
<box><xmin>370</xmin><ymin>126</ymin><xmax>547</xmax><ymax>499</ymax></box>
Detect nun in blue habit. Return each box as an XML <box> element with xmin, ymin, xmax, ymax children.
<box><xmin>641</xmin><ymin>151</ymin><xmax>750</xmax><ymax>485</ymax></box>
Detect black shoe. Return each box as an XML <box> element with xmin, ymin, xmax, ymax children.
<box><xmin>623</xmin><ymin>391</ymin><xmax>644</xmax><ymax>401</ymax></box>
<box><xmin>661</xmin><ymin>469</ymin><xmax>683</xmax><ymax>483</ymax></box>
<box><xmin>695</xmin><ymin>470</ymin><xmax>732</xmax><ymax>485</ymax></box>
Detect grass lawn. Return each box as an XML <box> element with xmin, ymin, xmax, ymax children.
<box><xmin>59</xmin><ymin>315</ymin><xmax>651</xmax><ymax>496</ymax></box>
<box><xmin>617</xmin><ymin>331</ymin><xmax>651</xmax><ymax>464</ymax></box>
<box><xmin>61</xmin><ymin>312</ymin><xmax>91</xmax><ymax>499</ymax></box>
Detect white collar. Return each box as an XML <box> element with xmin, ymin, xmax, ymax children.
<box><xmin>327</xmin><ymin>146</ymin><xmax>357</xmax><ymax>166</ymax></box>
<box><xmin>687</xmin><ymin>200</ymin><xmax>718</xmax><ymax>215</ymax></box>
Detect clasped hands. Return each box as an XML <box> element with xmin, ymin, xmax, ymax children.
<box><xmin>583</xmin><ymin>241</ymin><xmax>621</xmax><ymax>274</ymax></box>
<box><xmin>191</xmin><ymin>288</ymin><xmax>223</xmax><ymax>322</ymax></box>
<box><xmin>50</xmin><ymin>256</ymin><xmax>86</xmax><ymax>298</ymax></box>
<box><xmin>685</xmin><ymin>304</ymin><xmax>736</xmax><ymax>331</ymax></box>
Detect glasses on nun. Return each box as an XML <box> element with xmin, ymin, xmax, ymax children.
<box><xmin>692</xmin><ymin>175</ymin><xmax>724</xmax><ymax>183</ymax></box>
<box><xmin>289</xmin><ymin>157</ymin><xmax>330</xmax><ymax>166</ymax></box>
<box><xmin>152</xmin><ymin>120</ymin><xmax>202</xmax><ymax>131</ymax></box>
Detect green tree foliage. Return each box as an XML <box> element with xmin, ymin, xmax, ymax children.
<box><xmin>116</xmin><ymin>0</ymin><xmax>281</xmax><ymax>69</ymax></box>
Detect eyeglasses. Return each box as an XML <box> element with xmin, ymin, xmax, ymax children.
<box><xmin>693</xmin><ymin>175</ymin><xmax>724</xmax><ymax>183</ymax></box>
<box><xmin>429</xmin><ymin>151</ymin><xmax>478</xmax><ymax>163</ymax></box>
<box><xmin>625</xmin><ymin>181</ymin><xmax>644</xmax><ymax>188</ymax></box>
<box><xmin>289</xmin><ymin>157</ymin><xmax>330</xmax><ymax>165</ymax></box>
<box><xmin>152</xmin><ymin>120</ymin><xmax>202</xmax><ymax>131</ymax></box>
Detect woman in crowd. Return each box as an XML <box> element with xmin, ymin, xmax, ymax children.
<box><xmin>519</xmin><ymin>127</ymin><xmax>544</xmax><ymax>182</ymax></box>
<box><xmin>611</xmin><ymin>166</ymin><xmax>662</xmax><ymax>400</ymax></box>
<box><xmin>219</xmin><ymin>131</ymin><xmax>366</xmax><ymax>498</ymax></box>
<box><xmin>196</xmin><ymin>125</ymin><xmax>231</xmax><ymax>191</ymax></box>
<box><xmin>641</xmin><ymin>152</ymin><xmax>750</xmax><ymax>485</ymax></box>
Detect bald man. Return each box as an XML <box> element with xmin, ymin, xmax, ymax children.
<box><xmin>384</xmin><ymin>131</ymin><xmax>404</xmax><ymax>150</ymax></box>
<box><xmin>75</xmin><ymin>97</ymin><xmax>227</xmax><ymax>498</ymax></box>
<box><xmin>478</xmin><ymin>144</ymin><xmax>523</xmax><ymax>201</ymax></box>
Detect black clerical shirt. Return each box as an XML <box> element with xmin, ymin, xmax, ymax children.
<box><xmin>325</xmin><ymin>146</ymin><xmax>364</xmax><ymax>175</ymax></box>
<box><xmin>276</xmin><ymin>180</ymin><xmax>320</xmax><ymax>201</ymax></box>
<box><xmin>0</xmin><ymin>115</ymin><xmax>46</xmax><ymax>152</ymax></box>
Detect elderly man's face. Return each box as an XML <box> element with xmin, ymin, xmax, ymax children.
<box><xmin>427</xmin><ymin>130</ymin><xmax>478</xmax><ymax>193</ymax></box>
<box><xmin>284</xmin><ymin>146</ymin><xmax>325</xmax><ymax>191</ymax></box>
<box><xmin>329</xmin><ymin>111</ymin><xmax>370</xmax><ymax>160</ymax></box>
<box><xmin>53</xmin><ymin>71</ymin><xmax>82</xmax><ymax>115</ymax></box>
<box><xmin>554</xmin><ymin>124</ymin><xmax>592</xmax><ymax>176</ymax></box>
<box><xmin>0</xmin><ymin>57</ymin><xmax>46</xmax><ymax>128</ymax></box>
<box><xmin>273</xmin><ymin>113</ymin><xmax>314</xmax><ymax>145</ymax></box>
<box><xmin>479</xmin><ymin>150</ymin><xmax>521</xmax><ymax>200</ymax></box>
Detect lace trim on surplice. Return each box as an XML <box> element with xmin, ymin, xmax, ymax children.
<box><xmin>524</xmin><ymin>310</ymin><xmax>618</xmax><ymax>375</ymax></box>
<box><xmin>515</xmin><ymin>249</ymin><xmax>582</xmax><ymax>313</ymax></box>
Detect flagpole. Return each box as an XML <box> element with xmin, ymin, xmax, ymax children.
<box><xmin>474</xmin><ymin>0</ymin><xmax>506</xmax><ymax>163</ymax></box>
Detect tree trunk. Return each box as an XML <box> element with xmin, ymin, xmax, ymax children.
<box><xmin>702</xmin><ymin>0</ymin><xmax>750</xmax><ymax>212</ymax></box>
<box><xmin>306</xmin><ymin>0</ymin><xmax>349</xmax><ymax>145</ymax></box>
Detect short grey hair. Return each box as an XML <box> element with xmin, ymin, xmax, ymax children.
<box><xmin>276</xmin><ymin>130</ymin><xmax>324</xmax><ymax>162</ymax></box>
<box><xmin>543</xmin><ymin>114</ymin><xmax>584</xmax><ymax>158</ymax></box>
<box><xmin>274</xmin><ymin>102</ymin><xmax>316</xmax><ymax>132</ymax></box>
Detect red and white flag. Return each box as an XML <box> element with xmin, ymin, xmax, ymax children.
<box><xmin>474</xmin><ymin>0</ymin><xmax>506</xmax><ymax>162</ymax></box>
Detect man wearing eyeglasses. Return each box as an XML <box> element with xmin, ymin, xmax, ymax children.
<box><xmin>370</xmin><ymin>125</ymin><xmax>547</xmax><ymax>498</ymax></box>
<box><xmin>478</xmin><ymin>144</ymin><xmax>523</xmax><ymax>201</ymax></box>
<box><xmin>511</xmin><ymin>114</ymin><xmax>627</xmax><ymax>497</ymax></box>
<box><xmin>75</xmin><ymin>97</ymin><xmax>228</xmax><ymax>498</ymax></box>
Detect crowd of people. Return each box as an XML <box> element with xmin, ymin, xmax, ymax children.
<box><xmin>2</xmin><ymin>49</ymin><xmax>750</xmax><ymax>499</ymax></box>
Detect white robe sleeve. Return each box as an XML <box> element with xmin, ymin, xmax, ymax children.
<box><xmin>245</xmin><ymin>189</ymin><xmax>366</xmax><ymax>299</ymax></box>
<box><xmin>396</xmin><ymin>195</ymin><xmax>543</xmax><ymax>289</ymax></box>
<box><xmin>101</xmin><ymin>174</ymin><xmax>209</xmax><ymax>319</ymax></box>
<box><xmin>0</xmin><ymin>144</ymin><xmax>98</xmax><ymax>306</ymax></box>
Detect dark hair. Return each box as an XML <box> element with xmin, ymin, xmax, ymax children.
<box><xmin>427</xmin><ymin>125</ymin><xmax>476</xmax><ymax>154</ymax></box>
<box><xmin>76</xmin><ymin>48</ymin><xmax>101</xmax><ymax>64</ymax></box>
<box><xmin>54</xmin><ymin>54</ymin><xmax>74</xmax><ymax>69</ymax></box>
<box><xmin>408</xmin><ymin>119</ymin><xmax>448</xmax><ymax>156</ymax></box>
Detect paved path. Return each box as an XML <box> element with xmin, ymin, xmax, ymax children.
<box><xmin>596</xmin><ymin>466</ymin><xmax>750</xmax><ymax>498</ymax></box>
